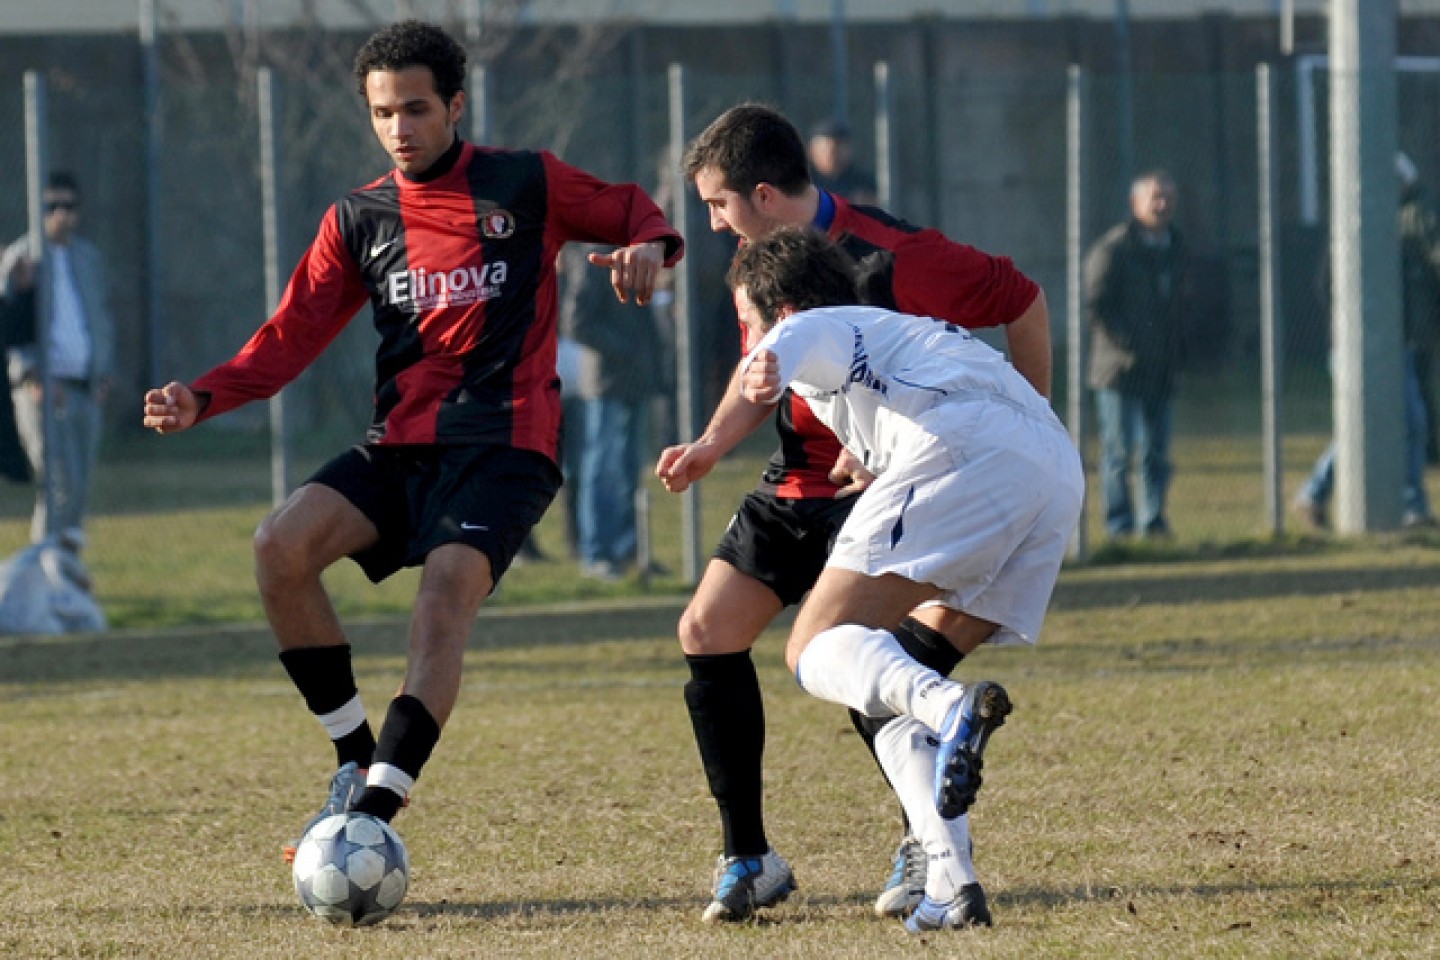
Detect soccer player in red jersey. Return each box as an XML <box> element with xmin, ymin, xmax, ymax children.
<box><xmin>656</xmin><ymin>103</ymin><xmax>1047</xmax><ymax>925</ymax></box>
<box><xmin>142</xmin><ymin>20</ymin><xmax>681</xmax><ymax>861</ymax></box>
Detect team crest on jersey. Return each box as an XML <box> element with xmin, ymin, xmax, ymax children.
<box><xmin>480</xmin><ymin>209</ymin><xmax>516</xmax><ymax>239</ymax></box>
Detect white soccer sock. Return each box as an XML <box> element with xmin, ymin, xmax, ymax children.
<box><xmin>796</xmin><ymin>623</ymin><xmax>963</xmax><ymax>732</ymax></box>
<box><xmin>318</xmin><ymin>694</ymin><xmax>368</xmax><ymax>741</ymax></box>
<box><xmin>874</xmin><ymin>716</ymin><xmax>979</xmax><ymax>901</ymax></box>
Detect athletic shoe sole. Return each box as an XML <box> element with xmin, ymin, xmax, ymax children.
<box><xmin>934</xmin><ymin>682</ymin><xmax>1012</xmax><ymax>820</ymax></box>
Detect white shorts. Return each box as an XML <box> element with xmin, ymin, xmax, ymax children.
<box><xmin>827</xmin><ymin>401</ymin><xmax>1083</xmax><ymax>646</ymax></box>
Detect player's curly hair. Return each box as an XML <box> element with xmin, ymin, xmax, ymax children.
<box><xmin>683</xmin><ymin>103</ymin><xmax>811</xmax><ymax>197</ymax></box>
<box><xmin>353</xmin><ymin>20</ymin><xmax>467</xmax><ymax>102</ymax></box>
<box><xmin>727</xmin><ymin>227</ymin><xmax>859</xmax><ymax>323</ymax></box>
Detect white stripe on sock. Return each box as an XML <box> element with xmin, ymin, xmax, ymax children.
<box><xmin>318</xmin><ymin>695</ymin><xmax>367</xmax><ymax>740</ymax></box>
<box><xmin>366</xmin><ymin>762</ymin><xmax>415</xmax><ymax>799</ymax></box>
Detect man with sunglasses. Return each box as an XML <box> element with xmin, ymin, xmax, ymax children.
<box><xmin>0</xmin><ymin>171</ymin><xmax>115</xmax><ymax>576</ymax></box>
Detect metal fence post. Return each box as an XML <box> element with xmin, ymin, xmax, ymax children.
<box><xmin>1066</xmin><ymin>64</ymin><xmax>1089</xmax><ymax>561</ymax></box>
<box><xmin>23</xmin><ymin>72</ymin><xmax>54</xmax><ymax>542</ymax></box>
<box><xmin>874</xmin><ymin>60</ymin><xmax>894</xmax><ymax>212</ymax></box>
<box><xmin>668</xmin><ymin>63</ymin><xmax>702</xmax><ymax>586</ymax></box>
<box><xmin>1257</xmin><ymin>63</ymin><xmax>1286</xmax><ymax>535</ymax></box>
<box><xmin>140</xmin><ymin>0</ymin><xmax>166</xmax><ymax>387</ymax></box>
<box><xmin>1330</xmin><ymin>0</ymin><xmax>1403</xmax><ymax>532</ymax></box>
<box><xmin>258</xmin><ymin>67</ymin><xmax>289</xmax><ymax>508</ymax></box>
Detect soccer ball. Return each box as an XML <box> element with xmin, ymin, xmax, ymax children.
<box><xmin>292</xmin><ymin>812</ymin><xmax>410</xmax><ymax>926</ymax></box>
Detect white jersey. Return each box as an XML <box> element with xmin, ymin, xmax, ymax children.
<box><xmin>743</xmin><ymin>304</ymin><xmax>1061</xmax><ymax>474</ymax></box>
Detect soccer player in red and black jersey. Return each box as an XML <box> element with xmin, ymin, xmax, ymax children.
<box><xmin>655</xmin><ymin>103</ymin><xmax>1048</xmax><ymax>925</ymax></box>
<box><xmin>142</xmin><ymin>21</ymin><xmax>682</xmax><ymax>861</ymax></box>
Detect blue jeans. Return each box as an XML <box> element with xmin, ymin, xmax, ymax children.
<box><xmin>1095</xmin><ymin>388</ymin><xmax>1173</xmax><ymax>536</ymax></box>
<box><xmin>1301</xmin><ymin>348</ymin><xmax>1431</xmax><ymax>519</ymax></box>
<box><xmin>576</xmin><ymin>396</ymin><xmax>643</xmax><ymax>566</ymax></box>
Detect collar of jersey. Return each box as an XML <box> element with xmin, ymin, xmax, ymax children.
<box><xmin>396</xmin><ymin>136</ymin><xmax>467</xmax><ymax>187</ymax></box>
<box><xmin>812</xmin><ymin>188</ymin><xmax>837</xmax><ymax>232</ymax></box>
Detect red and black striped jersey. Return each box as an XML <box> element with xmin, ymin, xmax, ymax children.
<box><xmin>190</xmin><ymin>140</ymin><xmax>682</xmax><ymax>464</ymax></box>
<box><xmin>761</xmin><ymin>193</ymin><xmax>1040</xmax><ymax>498</ymax></box>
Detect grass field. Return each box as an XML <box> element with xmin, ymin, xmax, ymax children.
<box><xmin>4</xmin><ymin>538</ymin><xmax>1440</xmax><ymax>958</ymax></box>
<box><xmin>3</xmin><ymin>366</ymin><xmax>1439</xmax><ymax>955</ymax></box>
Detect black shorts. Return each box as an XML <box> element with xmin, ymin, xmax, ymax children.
<box><xmin>712</xmin><ymin>489</ymin><xmax>859</xmax><ymax>607</ymax></box>
<box><xmin>309</xmin><ymin>444</ymin><xmax>561</xmax><ymax>585</ymax></box>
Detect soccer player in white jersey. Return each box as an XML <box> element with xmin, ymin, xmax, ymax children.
<box><xmin>714</xmin><ymin>226</ymin><xmax>1082</xmax><ymax>931</ymax></box>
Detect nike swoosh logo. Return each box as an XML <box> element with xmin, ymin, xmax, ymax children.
<box><xmin>369</xmin><ymin>239</ymin><xmax>396</xmax><ymax>258</ymax></box>
<box><xmin>460</xmin><ymin>522</ymin><xmax>489</xmax><ymax>531</ymax></box>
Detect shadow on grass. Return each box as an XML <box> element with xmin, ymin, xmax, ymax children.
<box><xmin>400</xmin><ymin>888</ymin><xmax>876</xmax><ymax>924</ymax></box>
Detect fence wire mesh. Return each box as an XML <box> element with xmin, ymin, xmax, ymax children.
<box><xmin>0</xmin><ymin>27</ymin><xmax>1434</xmax><ymax>628</ymax></box>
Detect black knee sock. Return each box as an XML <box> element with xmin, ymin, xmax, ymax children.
<box><xmin>893</xmin><ymin>615</ymin><xmax>966</xmax><ymax>676</ymax></box>
<box><xmin>684</xmin><ymin>651</ymin><xmax>768</xmax><ymax>858</ymax></box>
<box><xmin>352</xmin><ymin>694</ymin><xmax>440</xmax><ymax>823</ymax></box>
<box><xmin>278</xmin><ymin>644</ymin><xmax>377</xmax><ymax>769</ymax></box>
<box><xmin>848</xmin><ymin>616</ymin><xmax>967</xmax><ymax>833</ymax></box>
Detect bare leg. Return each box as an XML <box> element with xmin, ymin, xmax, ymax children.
<box><xmin>907</xmin><ymin>604</ymin><xmax>998</xmax><ymax>657</ymax></box>
<box><xmin>254</xmin><ymin>483</ymin><xmax>379</xmax><ymax>652</ymax></box>
<box><xmin>679</xmin><ymin>559</ymin><xmax>787</xmax><ymax>868</ymax></box>
<box><xmin>679</xmin><ymin>558</ymin><xmax>785</xmax><ymax>655</ymax></box>
<box><xmin>402</xmin><ymin>542</ymin><xmax>493</xmax><ymax>727</ymax></box>
<box><xmin>787</xmin><ymin>568</ymin><xmax>938</xmax><ymax>672</ymax></box>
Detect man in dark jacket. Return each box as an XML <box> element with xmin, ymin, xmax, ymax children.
<box><xmin>1084</xmin><ymin>170</ymin><xmax>1189</xmax><ymax>539</ymax></box>
<box><xmin>562</xmin><ymin>245</ymin><xmax>667</xmax><ymax>579</ymax></box>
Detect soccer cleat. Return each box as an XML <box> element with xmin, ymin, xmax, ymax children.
<box><xmin>282</xmin><ymin>762</ymin><xmax>367</xmax><ymax>864</ymax></box>
<box><xmin>934</xmin><ymin>681</ymin><xmax>1012</xmax><ymax>820</ymax></box>
<box><xmin>701</xmin><ymin>849</ymin><xmax>797</xmax><ymax>923</ymax></box>
<box><xmin>874</xmin><ymin>835</ymin><xmax>926</xmax><ymax>918</ymax></box>
<box><xmin>904</xmin><ymin>884</ymin><xmax>993</xmax><ymax>932</ymax></box>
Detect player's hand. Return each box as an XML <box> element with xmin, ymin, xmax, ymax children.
<box><xmin>588</xmin><ymin>240</ymin><xmax>665</xmax><ymax>306</ymax></box>
<box><xmin>655</xmin><ymin>440</ymin><xmax>720</xmax><ymax>494</ymax></box>
<box><xmin>829</xmin><ymin>447</ymin><xmax>876</xmax><ymax>499</ymax></box>
<box><xmin>740</xmin><ymin>349</ymin><xmax>783</xmax><ymax>404</ymax></box>
<box><xmin>142</xmin><ymin>381</ymin><xmax>199</xmax><ymax>435</ymax></box>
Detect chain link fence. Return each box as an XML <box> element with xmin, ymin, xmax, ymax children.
<box><xmin>0</xmin><ymin>22</ymin><xmax>1434</xmax><ymax>629</ymax></box>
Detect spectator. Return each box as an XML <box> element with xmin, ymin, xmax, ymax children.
<box><xmin>554</xmin><ymin>329</ymin><xmax>585</xmax><ymax>557</ymax></box>
<box><xmin>0</xmin><ymin>171</ymin><xmax>115</xmax><ymax>572</ymax></box>
<box><xmin>1294</xmin><ymin>152</ymin><xmax>1438</xmax><ymax>530</ymax></box>
<box><xmin>1084</xmin><ymin>169</ymin><xmax>1189</xmax><ymax>540</ymax></box>
<box><xmin>562</xmin><ymin>245</ymin><xmax>665</xmax><ymax>580</ymax></box>
<box><xmin>807</xmin><ymin>118</ymin><xmax>877</xmax><ymax>206</ymax></box>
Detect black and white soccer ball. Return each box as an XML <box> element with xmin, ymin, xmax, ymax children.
<box><xmin>292</xmin><ymin>812</ymin><xmax>410</xmax><ymax>926</ymax></box>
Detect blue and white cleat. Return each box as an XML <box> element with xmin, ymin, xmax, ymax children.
<box><xmin>934</xmin><ymin>681</ymin><xmax>1012</xmax><ymax>820</ymax></box>
<box><xmin>904</xmin><ymin>884</ymin><xmax>993</xmax><ymax>932</ymax></box>
<box><xmin>283</xmin><ymin>761</ymin><xmax>367</xmax><ymax>864</ymax></box>
<box><xmin>874</xmin><ymin>835</ymin><xmax>926</xmax><ymax>918</ymax></box>
<box><xmin>702</xmin><ymin>848</ymin><xmax>797</xmax><ymax>923</ymax></box>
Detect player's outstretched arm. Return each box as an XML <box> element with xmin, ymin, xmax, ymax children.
<box><xmin>655</xmin><ymin>359</ymin><xmax>775</xmax><ymax>494</ymax></box>
<box><xmin>142</xmin><ymin>382</ymin><xmax>201</xmax><ymax>435</ymax></box>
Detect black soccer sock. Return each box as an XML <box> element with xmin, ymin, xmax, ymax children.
<box><xmin>684</xmin><ymin>651</ymin><xmax>769</xmax><ymax>858</ymax></box>
<box><xmin>848</xmin><ymin>617</ymin><xmax>968</xmax><ymax>833</ymax></box>
<box><xmin>892</xmin><ymin>615</ymin><xmax>966</xmax><ymax>677</ymax></box>
<box><xmin>278</xmin><ymin>644</ymin><xmax>377</xmax><ymax>769</ymax></box>
<box><xmin>352</xmin><ymin>694</ymin><xmax>441</xmax><ymax>823</ymax></box>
